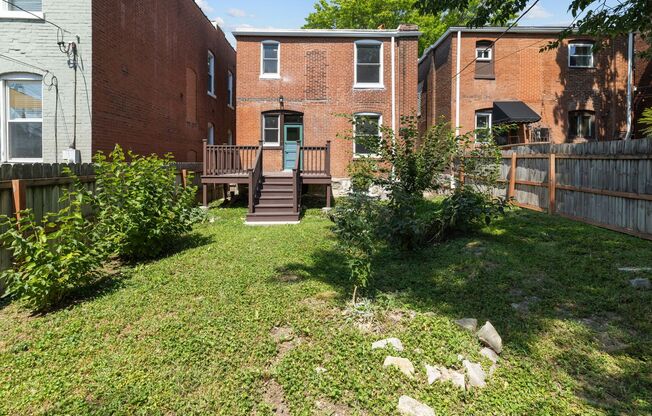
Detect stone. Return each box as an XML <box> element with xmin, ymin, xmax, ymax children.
<box><xmin>397</xmin><ymin>395</ymin><xmax>436</xmax><ymax>416</ymax></box>
<box><xmin>425</xmin><ymin>365</ymin><xmax>442</xmax><ymax>385</ymax></box>
<box><xmin>463</xmin><ymin>360</ymin><xmax>487</xmax><ymax>388</ymax></box>
<box><xmin>440</xmin><ymin>367</ymin><xmax>465</xmax><ymax>390</ymax></box>
<box><xmin>454</xmin><ymin>318</ymin><xmax>478</xmax><ymax>332</ymax></box>
<box><xmin>315</xmin><ymin>366</ymin><xmax>327</xmax><ymax>374</ymax></box>
<box><xmin>619</xmin><ymin>267</ymin><xmax>652</xmax><ymax>272</ymax></box>
<box><xmin>270</xmin><ymin>326</ymin><xmax>295</xmax><ymax>343</ymax></box>
<box><xmin>480</xmin><ymin>347</ymin><xmax>499</xmax><ymax>364</ymax></box>
<box><xmin>383</xmin><ymin>356</ymin><xmax>415</xmax><ymax>378</ymax></box>
<box><xmin>629</xmin><ymin>278</ymin><xmax>651</xmax><ymax>289</ymax></box>
<box><xmin>372</xmin><ymin>337</ymin><xmax>404</xmax><ymax>352</ymax></box>
<box><xmin>477</xmin><ymin>321</ymin><xmax>503</xmax><ymax>354</ymax></box>
<box><xmin>456</xmin><ymin>354</ymin><xmax>464</xmax><ymax>361</ymax></box>
<box><xmin>489</xmin><ymin>364</ymin><xmax>497</xmax><ymax>377</ymax></box>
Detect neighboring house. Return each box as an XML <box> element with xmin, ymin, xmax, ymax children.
<box><xmin>418</xmin><ymin>27</ymin><xmax>635</xmax><ymax>145</ymax></box>
<box><xmin>201</xmin><ymin>26</ymin><xmax>420</xmax><ymax>223</ymax></box>
<box><xmin>0</xmin><ymin>0</ymin><xmax>235</xmax><ymax>164</ymax></box>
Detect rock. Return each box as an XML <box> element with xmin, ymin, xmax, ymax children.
<box><xmin>455</xmin><ymin>318</ymin><xmax>478</xmax><ymax>332</ymax></box>
<box><xmin>397</xmin><ymin>395</ymin><xmax>436</xmax><ymax>416</ymax></box>
<box><xmin>511</xmin><ymin>296</ymin><xmax>540</xmax><ymax>312</ymax></box>
<box><xmin>315</xmin><ymin>366</ymin><xmax>327</xmax><ymax>374</ymax></box>
<box><xmin>456</xmin><ymin>354</ymin><xmax>464</xmax><ymax>361</ymax></box>
<box><xmin>440</xmin><ymin>367</ymin><xmax>465</xmax><ymax>390</ymax></box>
<box><xmin>489</xmin><ymin>364</ymin><xmax>497</xmax><ymax>377</ymax></box>
<box><xmin>270</xmin><ymin>326</ymin><xmax>295</xmax><ymax>343</ymax></box>
<box><xmin>383</xmin><ymin>356</ymin><xmax>415</xmax><ymax>378</ymax></box>
<box><xmin>425</xmin><ymin>365</ymin><xmax>442</xmax><ymax>384</ymax></box>
<box><xmin>619</xmin><ymin>267</ymin><xmax>652</xmax><ymax>272</ymax></box>
<box><xmin>463</xmin><ymin>360</ymin><xmax>487</xmax><ymax>388</ymax></box>
<box><xmin>372</xmin><ymin>337</ymin><xmax>404</xmax><ymax>352</ymax></box>
<box><xmin>477</xmin><ymin>321</ymin><xmax>503</xmax><ymax>354</ymax></box>
<box><xmin>480</xmin><ymin>347</ymin><xmax>499</xmax><ymax>364</ymax></box>
<box><xmin>629</xmin><ymin>278</ymin><xmax>651</xmax><ymax>289</ymax></box>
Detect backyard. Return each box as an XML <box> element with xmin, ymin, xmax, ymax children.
<box><xmin>0</xmin><ymin>205</ymin><xmax>650</xmax><ymax>415</ymax></box>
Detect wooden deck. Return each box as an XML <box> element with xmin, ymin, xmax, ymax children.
<box><xmin>201</xmin><ymin>141</ymin><xmax>332</xmax><ymax>222</ymax></box>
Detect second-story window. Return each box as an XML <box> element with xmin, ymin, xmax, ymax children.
<box><xmin>355</xmin><ymin>41</ymin><xmax>383</xmax><ymax>88</ymax></box>
<box><xmin>568</xmin><ymin>42</ymin><xmax>594</xmax><ymax>68</ymax></box>
<box><xmin>227</xmin><ymin>70</ymin><xmax>234</xmax><ymax>108</ymax></box>
<box><xmin>474</xmin><ymin>40</ymin><xmax>495</xmax><ymax>79</ymax></box>
<box><xmin>261</xmin><ymin>41</ymin><xmax>280</xmax><ymax>78</ymax></box>
<box><xmin>208</xmin><ymin>51</ymin><xmax>215</xmax><ymax>96</ymax></box>
<box><xmin>9</xmin><ymin>0</ymin><xmax>42</xmax><ymax>11</ymax></box>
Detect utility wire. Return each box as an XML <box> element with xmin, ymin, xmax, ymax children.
<box><xmin>0</xmin><ymin>53</ymin><xmax>49</xmax><ymax>73</ymax></box>
<box><xmin>0</xmin><ymin>0</ymin><xmax>73</xmax><ymax>34</ymax></box>
<box><xmin>451</xmin><ymin>0</ymin><xmax>542</xmax><ymax>80</ymax></box>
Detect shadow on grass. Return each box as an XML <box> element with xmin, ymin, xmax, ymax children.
<box><xmin>281</xmin><ymin>209</ymin><xmax>652</xmax><ymax>414</ymax></box>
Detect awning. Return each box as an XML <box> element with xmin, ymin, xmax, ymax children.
<box><xmin>492</xmin><ymin>101</ymin><xmax>541</xmax><ymax>124</ymax></box>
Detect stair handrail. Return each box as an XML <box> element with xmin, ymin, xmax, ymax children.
<box><xmin>249</xmin><ymin>141</ymin><xmax>264</xmax><ymax>214</ymax></box>
<box><xmin>292</xmin><ymin>146</ymin><xmax>302</xmax><ymax>214</ymax></box>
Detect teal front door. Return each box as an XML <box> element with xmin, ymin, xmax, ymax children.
<box><xmin>283</xmin><ymin>124</ymin><xmax>303</xmax><ymax>170</ymax></box>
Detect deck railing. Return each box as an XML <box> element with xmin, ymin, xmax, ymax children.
<box><xmin>203</xmin><ymin>142</ymin><xmax>259</xmax><ymax>176</ymax></box>
<box><xmin>248</xmin><ymin>143</ymin><xmax>264</xmax><ymax>214</ymax></box>
<box><xmin>300</xmin><ymin>141</ymin><xmax>331</xmax><ymax>176</ymax></box>
<box><xmin>292</xmin><ymin>148</ymin><xmax>302</xmax><ymax>214</ymax></box>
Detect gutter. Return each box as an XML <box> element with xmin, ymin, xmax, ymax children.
<box><xmin>391</xmin><ymin>35</ymin><xmax>397</xmax><ymax>138</ymax></box>
<box><xmin>455</xmin><ymin>30</ymin><xmax>461</xmax><ymax>136</ymax></box>
<box><xmin>625</xmin><ymin>32</ymin><xmax>634</xmax><ymax>140</ymax></box>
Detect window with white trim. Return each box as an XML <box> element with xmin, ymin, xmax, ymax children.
<box><xmin>354</xmin><ymin>113</ymin><xmax>381</xmax><ymax>156</ymax></box>
<box><xmin>207</xmin><ymin>51</ymin><xmax>215</xmax><ymax>96</ymax></box>
<box><xmin>262</xmin><ymin>114</ymin><xmax>280</xmax><ymax>146</ymax></box>
<box><xmin>261</xmin><ymin>41</ymin><xmax>280</xmax><ymax>78</ymax></box>
<box><xmin>475</xmin><ymin>110</ymin><xmax>492</xmax><ymax>142</ymax></box>
<box><xmin>227</xmin><ymin>70</ymin><xmax>234</xmax><ymax>108</ymax></box>
<box><xmin>1</xmin><ymin>74</ymin><xmax>43</xmax><ymax>161</ymax></box>
<box><xmin>354</xmin><ymin>41</ymin><xmax>383</xmax><ymax>88</ymax></box>
<box><xmin>568</xmin><ymin>43</ymin><xmax>594</xmax><ymax>68</ymax></box>
<box><xmin>476</xmin><ymin>46</ymin><xmax>492</xmax><ymax>61</ymax></box>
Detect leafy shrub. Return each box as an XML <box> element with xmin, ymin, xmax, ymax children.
<box><xmin>0</xmin><ymin>186</ymin><xmax>105</xmax><ymax>312</ymax></box>
<box><xmin>641</xmin><ymin>107</ymin><xmax>652</xmax><ymax>137</ymax></box>
<box><xmin>440</xmin><ymin>187</ymin><xmax>508</xmax><ymax>235</ymax></box>
<box><xmin>92</xmin><ymin>146</ymin><xmax>198</xmax><ymax>260</ymax></box>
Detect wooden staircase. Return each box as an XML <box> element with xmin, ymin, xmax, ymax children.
<box><xmin>246</xmin><ymin>174</ymin><xmax>300</xmax><ymax>223</ymax></box>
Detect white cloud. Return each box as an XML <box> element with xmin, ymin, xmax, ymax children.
<box><xmin>194</xmin><ymin>0</ymin><xmax>214</xmax><ymax>15</ymax></box>
<box><xmin>525</xmin><ymin>4</ymin><xmax>554</xmax><ymax>20</ymax></box>
<box><xmin>227</xmin><ymin>8</ymin><xmax>253</xmax><ymax>18</ymax></box>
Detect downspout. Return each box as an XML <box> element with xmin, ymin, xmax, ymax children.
<box><xmin>391</xmin><ymin>35</ymin><xmax>397</xmax><ymax>137</ymax></box>
<box><xmin>625</xmin><ymin>32</ymin><xmax>634</xmax><ymax>140</ymax></box>
<box><xmin>455</xmin><ymin>30</ymin><xmax>462</xmax><ymax>136</ymax></box>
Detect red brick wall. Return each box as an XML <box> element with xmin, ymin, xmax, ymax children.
<box><xmin>91</xmin><ymin>0</ymin><xmax>236</xmax><ymax>162</ymax></box>
<box><xmin>235</xmin><ymin>34</ymin><xmax>419</xmax><ymax>177</ymax></box>
<box><xmin>422</xmin><ymin>31</ymin><xmax>629</xmax><ymax>143</ymax></box>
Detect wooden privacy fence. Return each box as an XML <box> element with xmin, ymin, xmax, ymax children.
<box><xmin>466</xmin><ymin>139</ymin><xmax>652</xmax><ymax>240</ymax></box>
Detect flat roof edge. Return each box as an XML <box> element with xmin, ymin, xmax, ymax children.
<box><xmin>232</xmin><ymin>29</ymin><xmax>422</xmax><ymax>38</ymax></box>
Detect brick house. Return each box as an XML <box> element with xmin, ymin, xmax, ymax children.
<box><xmin>418</xmin><ymin>27</ymin><xmax>636</xmax><ymax>145</ymax></box>
<box><xmin>202</xmin><ymin>26</ymin><xmax>420</xmax><ymax>223</ymax></box>
<box><xmin>0</xmin><ymin>0</ymin><xmax>235</xmax><ymax>164</ymax></box>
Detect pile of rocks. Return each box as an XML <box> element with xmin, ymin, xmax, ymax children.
<box><xmin>371</xmin><ymin>318</ymin><xmax>504</xmax><ymax>416</ymax></box>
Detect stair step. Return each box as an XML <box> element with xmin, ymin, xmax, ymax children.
<box><xmin>246</xmin><ymin>212</ymin><xmax>300</xmax><ymax>223</ymax></box>
<box><xmin>261</xmin><ymin>183</ymin><xmax>293</xmax><ymax>191</ymax></box>
<box><xmin>263</xmin><ymin>177</ymin><xmax>293</xmax><ymax>184</ymax></box>
<box><xmin>259</xmin><ymin>195</ymin><xmax>294</xmax><ymax>202</ymax></box>
<box><xmin>254</xmin><ymin>204</ymin><xmax>296</xmax><ymax>214</ymax></box>
<box><xmin>259</xmin><ymin>190</ymin><xmax>293</xmax><ymax>197</ymax></box>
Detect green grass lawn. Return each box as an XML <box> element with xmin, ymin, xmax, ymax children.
<box><xmin>1</xmin><ymin>205</ymin><xmax>651</xmax><ymax>415</ymax></box>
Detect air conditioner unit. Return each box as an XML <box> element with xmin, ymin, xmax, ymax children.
<box><xmin>533</xmin><ymin>128</ymin><xmax>550</xmax><ymax>142</ymax></box>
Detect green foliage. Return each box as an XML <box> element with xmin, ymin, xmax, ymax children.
<box><xmin>416</xmin><ymin>0</ymin><xmax>652</xmax><ymax>57</ymax></box>
<box><xmin>440</xmin><ymin>187</ymin><xmax>508</xmax><ymax>234</ymax></box>
<box><xmin>303</xmin><ymin>0</ymin><xmax>477</xmax><ymax>54</ymax></box>
<box><xmin>0</xmin><ymin>186</ymin><xmax>105</xmax><ymax>312</ymax></box>
<box><xmin>91</xmin><ymin>146</ymin><xmax>198</xmax><ymax>260</ymax></box>
<box><xmin>641</xmin><ymin>107</ymin><xmax>652</xmax><ymax>137</ymax></box>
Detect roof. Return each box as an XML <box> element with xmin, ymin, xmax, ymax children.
<box><xmin>418</xmin><ymin>26</ymin><xmax>573</xmax><ymax>64</ymax></box>
<box><xmin>232</xmin><ymin>28</ymin><xmax>422</xmax><ymax>38</ymax></box>
<box><xmin>492</xmin><ymin>101</ymin><xmax>541</xmax><ymax>124</ymax></box>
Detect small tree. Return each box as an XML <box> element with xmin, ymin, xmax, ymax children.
<box><xmin>641</xmin><ymin>107</ymin><xmax>652</xmax><ymax>138</ymax></box>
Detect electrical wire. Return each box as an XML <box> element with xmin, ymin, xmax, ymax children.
<box><xmin>0</xmin><ymin>0</ymin><xmax>73</xmax><ymax>34</ymax></box>
<box><xmin>0</xmin><ymin>53</ymin><xmax>49</xmax><ymax>73</ymax></box>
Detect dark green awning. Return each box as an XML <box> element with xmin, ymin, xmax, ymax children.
<box><xmin>492</xmin><ymin>101</ymin><xmax>541</xmax><ymax>124</ymax></box>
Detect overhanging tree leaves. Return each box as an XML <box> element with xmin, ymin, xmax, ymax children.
<box><xmin>416</xmin><ymin>0</ymin><xmax>652</xmax><ymax>56</ymax></box>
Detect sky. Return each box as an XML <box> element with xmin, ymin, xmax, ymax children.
<box><xmin>194</xmin><ymin>0</ymin><xmax>597</xmax><ymax>48</ymax></box>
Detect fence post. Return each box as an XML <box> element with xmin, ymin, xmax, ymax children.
<box><xmin>548</xmin><ymin>153</ymin><xmax>556</xmax><ymax>214</ymax></box>
<box><xmin>181</xmin><ymin>169</ymin><xmax>188</xmax><ymax>188</ymax></box>
<box><xmin>508</xmin><ymin>153</ymin><xmax>517</xmax><ymax>199</ymax></box>
<box><xmin>11</xmin><ymin>179</ymin><xmax>27</xmax><ymax>222</ymax></box>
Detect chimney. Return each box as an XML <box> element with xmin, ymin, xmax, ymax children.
<box><xmin>397</xmin><ymin>24</ymin><xmax>419</xmax><ymax>32</ymax></box>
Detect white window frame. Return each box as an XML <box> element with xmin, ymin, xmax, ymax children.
<box><xmin>354</xmin><ymin>40</ymin><xmax>384</xmax><ymax>89</ymax></box>
<box><xmin>207</xmin><ymin>50</ymin><xmax>215</xmax><ymax>97</ymax></box>
<box><xmin>262</xmin><ymin>114</ymin><xmax>280</xmax><ymax>146</ymax></box>
<box><xmin>353</xmin><ymin>112</ymin><xmax>382</xmax><ymax>158</ymax></box>
<box><xmin>568</xmin><ymin>43</ymin><xmax>594</xmax><ymax>68</ymax></box>
<box><xmin>0</xmin><ymin>0</ymin><xmax>43</xmax><ymax>19</ymax></box>
<box><xmin>1</xmin><ymin>73</ymin><xmax>44</xmax><ymax>163</ymax></box>
<box><xmin>260</xmin><ymin>41</ymin><xmax>280</xmax><ymax>79</ymax></box>
<box><xmin>475</xmin><ymin>47</ymin><xmax>492</xmax><ymax>61</ymax></box>
<box><xmin>474</xmin><ymin>111</ymin><xmax>492</xmax><ymax>143</ymax></box>
<box><xmin>227</xmin><ymin>70</ymin><xmax>234</xmax><ymax>109</ymax></box>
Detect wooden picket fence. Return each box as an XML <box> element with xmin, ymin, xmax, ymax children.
<box><xmin>464</xmin><ymin>139</ymin><xmax>652</xmax><ymax>240</ymax></box>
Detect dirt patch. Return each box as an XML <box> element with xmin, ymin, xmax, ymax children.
<box><xmin>314</xmin><ymin>398</ymin><xmax>355</xmax><ymax>415</ymax></box>
<box><xmin>277</xmin><ymin>274</ymin><xmax>301</xmax><ymax>283</ymax></box>
<box><xmin>270</xmin><ymin>326</ymin><xmax>303</xmax><ymax>364</ymax></box>
<box><xmin>260</xmin><ymin>379</ymin><xmax>291</xmax><ymax>415</ymax></box>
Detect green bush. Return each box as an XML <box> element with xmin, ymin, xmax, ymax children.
<box><xmin>92</xmin><ymin>146</ymin><xmax>198</xmax><ymax>260</ymax></box>
<box><xmin>0</xmin><ymin>186</ymin><xmax>105</xmax><ymax>312</ymax></box>
<box><xmin>440</xmin><ymin>187</ymin><xmax>508</xmax><ymax>235</ymax></box>
<box><xmin>641</xmin><ymin>107</ymin><xmax>652</xmax><ymax>137</ymax></box>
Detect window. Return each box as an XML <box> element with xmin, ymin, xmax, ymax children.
<box><xmin>207</xmin><ymin>122</ymin><xmax>214</xmax><ymax>145</ymax></box>
<box><xmin>476</xmin><ymin>45</ymin><xmax>492</xmax><ymax>61</ymax></box>
<box><xmin>568</xmin><ymin>111</ymin><xmax>595</xmax><ymax>140</ymax></box>
<box><xmin>262</xmin><ymin>114</ymin><xmax>280</xmax><ymax>146</ymax></box>
<box><xmin>568</xmin><ymin>43</ymin><xmax>594</xmax><ymax>68</ymax></box>
<box><xmin>207</xmin><ymin>51</ymin><xmax>215</xmax><ymax>96</ymax></box>
<box><xmin>1</xmin><ymin>74</ymin><xmax>43</xmax><ymax>161</ymax></box>
<box><xmin>475</xmin><ymin>41</ymin><xmax>495</xmax><ymax>79</ymax></box>
<box><xmin>354</xmin><ymin>113</ymin><xmax>381</xmax><ymax>156</ymax></box>
<box><xmin>5</xmin><ymin>0</ymin><xmax>41</xmax><ymax>11</ymax></box>
<box><xmin>227</xmin><ymin>70</ymin><xmax>234</xmax><ymax>108</ymax></box>
<box><xmin>355</xmin><ymin>41</ymin><xmax>383</xmax><ymax>88</ymax></box>
<box><xmin>261</xmin><ymin>41</ymin><xmax>280</xmax><ymax>78</ymax></box>
<box><xmin>475</xmin><ymin>111</ymin><xmax>492</xmax><ymax>142</ymax></box>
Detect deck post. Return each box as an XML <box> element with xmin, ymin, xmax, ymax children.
<box><xmin>326</xmin><ymin>184</ymin><xmax>332</xmax><ymax>208</ymax></box>
<box><xmin>202</xmin><ymin>139</ymin><xmax>207</xmax><ymax>174</ymax></box>
<box><xmin>325</xmin><ymin>140</ymin><xmax>331</xmax><ymax>176</ymax></box>
<box><xmin>202</xmin><ymin>184</ymin><xmax>208</xmax><ymax>207</ymax></box>
<box><xmin>248</xmin><ymin>171</ymin><xmax>254</xmax><ymax>214</ymax></box>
